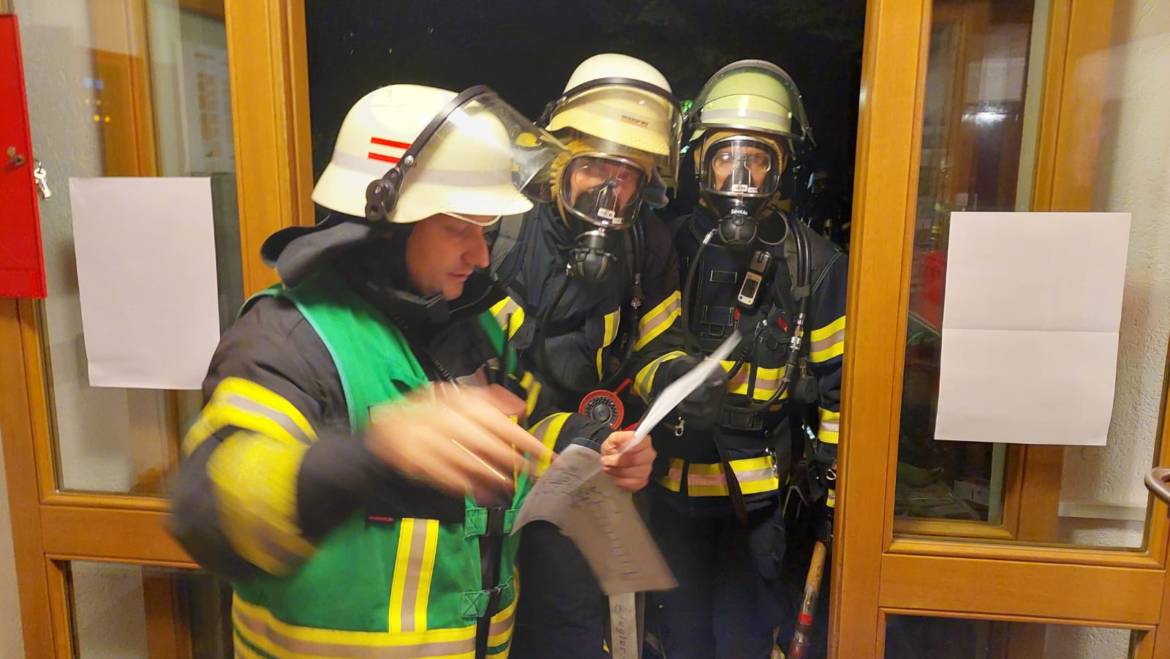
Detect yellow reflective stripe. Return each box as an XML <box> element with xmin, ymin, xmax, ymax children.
<box><xmin>183</xmin><ymin>376</ymin><xmax>317</xmax><ymax>455</ymax></box>
<box><xmin>730</xmin><ymin>455</ymin><xmax>780</xmax><ymax>495</ymax></box>
<box><xmin>490</xmin><ymin>297</ymin><xmax>526</xmax><ymax>339</ymax></box>
<box><xmin>487</xmin><ymin>588</ymin><xmax>519</xmax><ymax>648</ymax></box>
<box><xmin>233</xmin><ymin>594</ymin><xmax>478</xmax><ymax>657</ymax></box>
<box><xmin>818</xmin><ymin>407</ymin><xmax>841</xmax><ymax>445</ymax></box>
<box><xmin>388</xmin><ymin>518</ymin><xmax>439</xmax><ymax>634</ymax></box>
<box><xmin>723</xmin><ymin>361</ymin><xmax>789</xmax><ymax>401</ymax></box>
<box><xmin>232</xmin><ymin>634</ymin><xmax>266</xmax><ymax>659</ymax></box>
<box><xmin>657</xmin><ymin>458</ymin><xmax>684</xmax><ymax>492</ymax></box>
<box><xmin>528</xmin><ymin>413</ymin><xmax>571</xmax><ymax>475</ymax></box>
<box><xmin>519</xmin><ymin>371</ymin><xmax>542</xmax><ymax>419</ymax></box>
<box><xmin>634</xmin><ymin>290</ymin><xmax>681</xmax><ymax>351</ymax></box>
<box><xmin>810</xmin><ymin>315</ymin><xmax>846</xmax><ymax>342</ymax></box>
<box><xmin>595</xmin><ymin>309</ymin><xmax>621</xmax><ymax>378</ymax></box>
<box><xmin>730</xmin><ymin>456</ymin><xmax>773</xmax><ymax>472</ymax></box>
<box><xmin>603</xmin><ymin>309</ymin><xmax>621</xmax><ymax>346</ymax></box>
<box><xmin>526</xmin><ymin>381</ymin><xmax>542</xmax><ymax>420</ymax></box>
<box><xmin>810</xmin><ymin>340</ymin><xmax>844</xmax><ymax>363</ymax></box>
<box><xmin>207</xmin><ymin>431</ymin><xmax>314</xmax><ymax>575</ymax></box>
<box><xmin>737</xmin><ymin>471</ymin><xmax>782</xmax><ymax>495</ymax></box>
<box><xmin>390</xmin><ymin>518</ymin><xmax>416</xmax><ymax>633</ymax></box>
<box><xmin>686</xmin><ymin>461</ymin><xmax>729</xmax><ymax>497</ymax></box>
<box><xmin>682</xmin><ymin>456</ymin><xmax>781</xmax><ymax>497</ymax></box>
<box><xmin>633</xmin><ymin>350</ymin><xmax>686</xmax><ymax>399</ymax></box>
<box><xmin>826</xmin><ymin>488</ymin><xmax>837</xmax><ymax>509</ymax></box>
<box><xmin>809</xmin><ymin>315</ymin><xmax>846</xmax><ymax>363</ymax></box>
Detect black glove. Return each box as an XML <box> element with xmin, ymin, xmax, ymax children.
<box><xmin>655</xmin><ymin>353</ymin><xmax>728</xmax><ymax>429</ymax></box>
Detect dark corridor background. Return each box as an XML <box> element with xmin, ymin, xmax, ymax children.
<box><xmin>304</xmin><ymin>0</ymin><xmax>866</xmax><ymax>227</ymax></box>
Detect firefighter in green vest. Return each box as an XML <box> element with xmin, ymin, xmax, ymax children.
<box><xmin>169</xmin><ymin>83</ymin><xmax>656</xmax><ymax>658</ymax></box>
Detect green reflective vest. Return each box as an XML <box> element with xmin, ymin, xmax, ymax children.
<box><xmin>231</xmin><ymin>267</ymin><xmax>529</xmax><ymax>659</ymax></box>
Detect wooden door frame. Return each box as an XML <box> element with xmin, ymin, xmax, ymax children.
<box><xmin>0</xmin><ymin>0</ymin><xmax>312</xmax><ymax>655</ymax></box>
<box><xmin>833</xmin><ymin>0</ymin><xmax>1170</xmax><ymax>656</ymax></box>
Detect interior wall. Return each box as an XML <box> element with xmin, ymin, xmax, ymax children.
<box><xmin>1057</xmin><ymin>0</ymin><xmax>1170</xmax><ymax>543</ymax></box>
<box><xmin>1052</xmin><ymin>0</ymin><xmax>1170</xmax><ymax>655</ymax></box>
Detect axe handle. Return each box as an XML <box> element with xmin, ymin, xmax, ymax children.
<box><xmin>787</xmin><ymin>541</ymin><xmax>827</xmax><ymax>659</ymax></box>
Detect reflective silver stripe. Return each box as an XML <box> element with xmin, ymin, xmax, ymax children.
<box><xmin>488</xmin><ymin>603</ymin><xmax>516</xmax><ymax>638</ymax></box>
<box><xmin>224</xmin><ymin>394</ymin><xmax>314</xmax><ymax>446</ymax></box>
<box><xmin>330</xmin><ymin>150</ymin><xmax>515</xmax><ymax>187</ymax></box>
<box><xmin>493</xmin><ymin>297</ymin><xmax>521</xmax><ymax>322</ymax></box>
<box><xmin>701</xmin><ymin>107</ymin><xmax>790</xmax><ymax>124</ymax></box>
<box><xmin>233</xmin><ymin>597</ymin><xmax>476</xmax><ymax>658</ymax></box>
<box><xmin>810</xmin><ymin>328</ymin><xmax>845</xmax><ymax>354</ymax></box>
<box><xmin>735</xmin><ymin>467</ymin><xmax>777</xmax><ymax>485</ymax></box>
<box><xmin>398</xmin><ymin>520</ymin><xmax>431</xmax><ymax>633</ymax></box>
<box><xmin>820</xmin><ymin>418</ymin><xmax>841</xmax><ymax>433</ymax></box>
<box><xmin>249</xmin><ymin>519</ymin><xmax>310</xmax><ymax>573</ymax></box>
<box><xmin>636</xmin><ymin>290</ymin><xmax>683</xmax><ymax>348</ymax></box>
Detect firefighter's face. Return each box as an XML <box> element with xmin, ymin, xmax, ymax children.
<box><xmin>406</xmin><ymin>214</ymin><xmax>492</xmax><ymax>300</ymax></box>
<box><xmin>567</xmin><ymin>157</ymin><xmax>644</xmax><ymax>210</ymax></box>
<box><xmin>709</xmin><ymin>143</ymin><xmax>782</xmax><ymax>191</ymax></box>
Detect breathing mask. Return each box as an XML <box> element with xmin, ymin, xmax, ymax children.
<box><xmin>698</xmin><ymin>135</ymin><xmax>784</xmax><ymax>246</ymax></box>
<box><xmin>555</xmin><ymin>149</ymin><xmax>652</xmax><ymax>282</ymax></box>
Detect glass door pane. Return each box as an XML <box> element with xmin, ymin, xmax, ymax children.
<box><xmin>898</xmin><ymin>0</ymin><xmax>1043</xmax><ymax>525</ymax></box>
<box><xmin>895</xmin><ymin>0</ymin><xmax>1170</xmax><ymax>548</ymax></box>
<box><xmin>67</xmin><ymin>561</ymin><xmax>232</xmax><ymax>658</ymax></box>
<box><xmin>13</xmin><ymin>0</ymin><xmax>241</xmax><ymax>495</ymax></box>
<box><xmin>885</xmin><ymin>614</ymin><xmax>1142</xmax><ymax>658</ymax></box>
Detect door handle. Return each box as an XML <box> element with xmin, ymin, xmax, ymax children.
<box><xmin>1144</xmin><ymin>467</ymin><xmax>1170</xmax><ymax>505</ymax></box>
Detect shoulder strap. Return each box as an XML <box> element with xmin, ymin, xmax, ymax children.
<box><xmin>476</xmin><ymin>310</ymin><xmax>517</xmax><ymax>377</ymax></box>
<box><xmin>489</xmin><ymin>213</ymin><xmax>526</xmax><ymax>281</ymax></box>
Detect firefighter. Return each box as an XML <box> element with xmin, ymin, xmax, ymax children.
<box><xmin>168</xmin><ymin>83</ymin><xmax>655</xmax><ymax>658</ymax></box>
<box><xmin>648</xmin><ymin>60</ymin><xmax>847</xmax><ymax>658</ymax></box>
<box><xmin>493</xmin><ymin>54</ymin><xmax>722</xmax><ymax>657</ymax></box>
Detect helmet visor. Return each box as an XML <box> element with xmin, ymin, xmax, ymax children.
<box><xmin>558</xmin><ymin>154</ymin><xmax>649</xmax><ymax>229</ymax></box>
<box><xmin>408</xmin><ymin>89</ymin><xmax>569</xmax><ymax>219</ymax></box>
<box><xmin>546</xmin><ymin>82</ymin><xmax>683</xmax><ymax>188</ymax></box>
<box><xmin>700</xmin><ymin>136</ymin><xmax>781</xmax><ymax>198</ymax></box>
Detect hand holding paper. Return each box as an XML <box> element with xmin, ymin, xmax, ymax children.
<box><xmin>622</xmin><ymin>331</ymin><xmax>742</xmax><ymax>453</ymax></box>
<box><xmin>600</xmin><ymin>430</ymin><xmax>655</xmax><ymax>491</ymax></box>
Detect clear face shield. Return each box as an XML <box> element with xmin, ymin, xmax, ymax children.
<box><xmin>559</xmin><ymin>153</ymin><xmax>650</xmax><ymax>229</ymax></box>
<box><xmin>365</xmin><ymin>86</ymin><xmax>568</xmax><ymax>226</ymax></box>
<box><xmin>699</xmin><ymin>135</ymin><xmax>784</xmax><ymax>245</ymax></box>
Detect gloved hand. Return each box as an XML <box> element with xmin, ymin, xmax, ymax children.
<box><xmin>656</xmin><ymin>353</ymin><xmax>728</xmax><ymax>429</ymax></box>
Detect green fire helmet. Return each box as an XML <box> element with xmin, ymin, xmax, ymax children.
<box><xmin>687</xmin><ymin>59</ymin><xmax>813</xmax><ymax>150</ymax></box>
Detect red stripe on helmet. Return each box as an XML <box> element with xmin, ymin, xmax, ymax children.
<box><xmin>367</xmin><ymin>152</ymin><xmax>401</xmax><ymax>163</ymax></box>
<box><xmin>370</xmin><ymin>137</ymin><xmax>412</xmax><ymax>149</ymax></box>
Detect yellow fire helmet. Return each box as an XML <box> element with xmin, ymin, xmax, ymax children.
<box><xmin>542</xmin><ymin>53</ymin><xmax>683</xmax><ymax>188</ymax></box>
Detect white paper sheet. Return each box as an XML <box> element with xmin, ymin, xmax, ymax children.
<box><xmin>513</xmin><ymin>445</ymin><xmax>676</xmax><ymax>595</ymax></box>
<box><xmin>935</xmin><ymin>212</ymin><xmax>1130</xmax><ymax>446</ymax></box>
<box><xmin>69</xmin><ymin>177</ymin><xmax>221</xmax><ymax>390</ymax></box>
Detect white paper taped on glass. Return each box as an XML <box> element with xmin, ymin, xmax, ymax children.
<box><xmin>934</xmin><ymin>212</ymin><xmax>1131</xmax><ymax>446</ymax></box>
<box><xmin>69</xmin><ymin>177</ymin><xmax>221</xmax><ymax>390</ymax></box>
